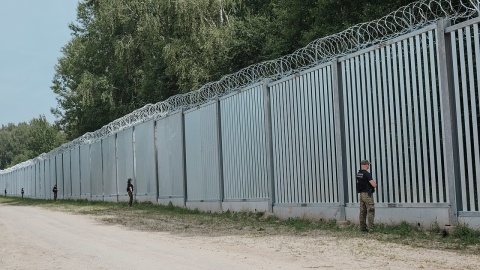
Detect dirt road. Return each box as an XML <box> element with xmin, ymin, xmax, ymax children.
<box><xmin>0</xmin><ymin>205</ymin><xmax>479</xmax><ymax>270</ymax></box>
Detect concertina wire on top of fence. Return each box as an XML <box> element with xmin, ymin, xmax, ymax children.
<box><xmin>1</xmin><ymin>0</ymin><xmax>479</xmax><ymax>173</ymax></box>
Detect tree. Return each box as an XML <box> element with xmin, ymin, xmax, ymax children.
<box><xmin>0</xmin><ymin>116</ymin><xmax>66</xmax><ymax>170</ymax></box>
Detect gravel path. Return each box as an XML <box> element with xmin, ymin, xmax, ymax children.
<box><xmin>0</xmin><ymin>205</ymin><xmax>479</xmax><ymax>270</ymax></box>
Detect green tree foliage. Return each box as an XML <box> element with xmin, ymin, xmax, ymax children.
<box><xmin>52</xmin><ymin>0</ymin><xmax>418</xmax><ymax>140</ymax></box>
<box><xmin>0</xmin><ymin>116</ymin><xmax>67</xmax><ymax>170</ymax></box>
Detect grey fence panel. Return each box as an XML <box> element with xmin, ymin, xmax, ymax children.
<box><xmin>117</xmin><ymin>128</ymin><xmax>134</xmax><ymax>199</ymax></box>
<box><xmin>102</xmin><ymin>135</ymin><xmax>117</xmax><ymax>200</ymax></box>
<box><xmin>220</xmin><ymin>84</ymin><xmax>269</xmax><ymax>201</ymax></box>
<box><xmin>33</xmin><ymin>163</ymin><xmax>39</xmax><ymax>197</ymax></box>
<box><xmin>43</xmin><ymin>159</ymin><xmax>50</xmax><ymax>199</ymax></box>
<box><xmin>341</xmin><ymin>26</ymin><xmax>447</xmax><ymax>204</ymax></box>
<box><xmin>156</xmin><ymin>111</ymin><xmax>185</xmax><ymax>200</ymax></box>
<box><xmin>47</xmin><ymin>158</ymin><xmax>55</xmax><ymax>199</ymax></box>
<box><xmin>38</xmin><ymin>160</ymin><xmax>45</xmax><ymax>199</ymax></box>
<box><xmin>71</xmin><ymin>147</ymin><xmax>81</xmax><ymax>198</ymax></box>
<box><xmin>447</xmin><ymin>18</ymin><xmax>480</xmax><ymax>212</ymax></box>
<box><xmin>185</xmin><ymin>102</ymin><xmax>221</xmax><ymax>201</ymax></box>
<box><xmin>134</xmin><ymin>120</ymin><xmax>156</xmax><ymax>200</ymax></box>
<box><xmin>0</xmin><ymin>174</ymin><xmax>4</xmax><ymax>196</ymax></box>
<box><xmin>55</xmin><ymin>154</ymin><xmax>64</xmax><ymax>199</ymax></box>
<box><xmin>27</xmin><ymin>165</ymin><xmax>34</xmax><ymax>197</ymax></box>
<box><xmin>270</xmin><ymin>64</ymin><xmax>338</xmax><ymax>204</ymax></box>
<box><xmin>63</xmin><ymin>151</ymin><xmax>72</xmax><ymax>198</ymax></box>
<box><xmin>80</xmin><ymin>144</ymin><xmax>91</xmax><ymax>198</ymax></box>
<box><xmin>24</xmin><ymin>166</ymin><xmax>29</xmax><ymax>197</ymax></box>
<box><xmin>90</xmin><ymin>140</ymin><xmax>103</xmax><ymax>200</ymax></box>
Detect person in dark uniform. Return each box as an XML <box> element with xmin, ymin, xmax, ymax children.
<box><xmin>356</xmin><ymin>160</ymin><xmax>377</xmax><ymax>232</ymax></box>
<box><xmin>127</xmin><ymin>178</ymin><xmax>134</xmax><ymax>206</ymax></box>
<box><xmin>4</xmin><ymin>188</ymin><xmax>6</xmax><ymax>196</ymax></box>
<box><xmin>21</xmin><ymin>188</ymin><xmax>24</xmax><ymax>199</ymax></box>
<box><xmin>52</xmin><ymin>184</ymin><xmax>58</xmax><ymax>201</ymax></box>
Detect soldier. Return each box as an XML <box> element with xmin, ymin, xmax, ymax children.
<box><xmin>4</xmin><ymin>188</ymin><xmax>6</xmax><ymax>196</ymax></box>
<box><xmin>52</xmin><ymin>184</ymin><xmax>58</xmax><ymax>201</ymax></box>
<box><xmin>356</xmin><ymin>160</ymin><xmax>377</xmax><ymax>232</ymax></box>
<box><xmin>21</xmin><ymin>188</ymin><xmax>24</xmax><ymax>199</ymax></box>
<box><xmin>127</xmin><ymin>178</ymin><xmax>134</xmax><ymax>206</ymax></box>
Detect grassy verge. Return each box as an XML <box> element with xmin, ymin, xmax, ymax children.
<box><xmin>1</xmin><ymin>196</ymin><xmax>479</xmax><ymax>254</ymax></box>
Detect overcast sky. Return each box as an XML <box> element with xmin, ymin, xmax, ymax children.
<box><xmin>0</xmin><ymin>0</ymin><xmax>79</xmax><ymax>127</ymax></box>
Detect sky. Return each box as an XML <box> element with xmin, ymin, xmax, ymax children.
<box><xmin>0</xmin><ymin>0</ymin><xmax>79</xmax><ymax>127</ymax></box>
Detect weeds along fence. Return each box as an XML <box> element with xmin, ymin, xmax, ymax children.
<box><xmin>1</xmin><ymin>0</ymin><xmax>480</xmax><ymax>228</ymax></box>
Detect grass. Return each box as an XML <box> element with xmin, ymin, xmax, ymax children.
<box><xmin>1</xmin><ymin>196</ymin><xmax>479</xmax><ymax>254</ymax></box>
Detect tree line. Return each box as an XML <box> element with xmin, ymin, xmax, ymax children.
<box><xmin>1</xmin><ymin>0</ymin><xmax>415</xmax><ymax>169</ymax></box>
<box><xmin>51</xmin><ymin>0</ymin><xmax>415</xmax><ymax>140</ymax></box>
<box><xmin>0</xmin><ymin>116</ymin><xmax>66</xmax><ymax>170</ymax></box>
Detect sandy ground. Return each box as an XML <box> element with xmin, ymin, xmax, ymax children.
<box><xmin>0</xmin><ymin>205</ymin><xmax>479</xmax><ymax>270</ymax></box>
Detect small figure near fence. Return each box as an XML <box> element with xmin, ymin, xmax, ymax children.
<box><xmin>356</xmin><ymin>160</ymin><xmax>377</xmax><ymax>232</ymax></box>
<box><xmin>21</xmin><ymin>188</ymin><xmax>24</xmax><ymax>199</ymax></box>
<box><xmin>127</xmin><ymin>178</ymin><xmax>134</xmax><ymax>206</ymax></box>
<box><xmin>4</xmin><ymin>188</ymin><xmax>6</xmax><ymax>196</ymax></box>
<box><xmin>52</xmin><ymin>184</ymin><xmax>58</xmax><ymax>201</ymax></box>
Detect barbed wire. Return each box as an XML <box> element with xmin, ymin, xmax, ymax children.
<box><xmin>1</xmin><ymin>0</ymin><xmax>479</xmax><ymax>174</ymax></box>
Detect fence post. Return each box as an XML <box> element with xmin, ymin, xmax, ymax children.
<box><xmin>332</xmin><ymin>59</ymin><xmax>347</xmax><ymax>221</ymax></box>
<box><xmin>263</xmin><ymin>79</ymin><xmax>275</xmax><ymax>213</ymax></box>
<box><xmin>215</xmin><ymin>98</ymin><xmax>225</xmax><ymax>207</ymax></box>
<box><xmin>436</xmin><ymin>19</ymin><xmax>460</xmax><ymax>225</ymax></box>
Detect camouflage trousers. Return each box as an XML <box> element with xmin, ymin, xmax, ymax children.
<box><xmin>359</xmin><ymin>192</ymin><xmax>375</xmax><ymax>230</ymax></box>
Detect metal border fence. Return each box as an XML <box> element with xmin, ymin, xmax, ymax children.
<box><xmin>1</xmin><ymin>0</ymin><xmax>480</xmax><ymax>228</ymax></box>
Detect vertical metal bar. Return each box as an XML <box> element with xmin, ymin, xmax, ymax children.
<box><xmin>399</xmin><ymin>40</ymin><xmax>412</xmax><ymax>203</ymax></box>
<box><xmin>473</xmin><ymin>23</ymin><xmax>480</xmax><ymax>211</ymax></box>
<box><xmin>393</xmin><ymin>42</ymin><xmax>403</xmax><ymax>203</ymax></box>
<box><xmin>271</xmin><ymin>85</ymin><xmax>280</xmax><ymax>203</ymax></box>
<box><xmin>291</xmin><ymin>78</ymin><xmax>300</xmax><ymax>203</ymax></box>
<box><xmin>301</xmin><ymin>75</ymin><xmax>308</xmax><ymax>203</ymax></box>
<box><xmin>216</xmin><ymin>99</ymin><xmax>225</xmax><ymax>204</ymax></box>
<box><xmin>404</xmin><ymin>39</ymin><xmax>413</xmax><ymax>203</ymax></box>
<box><xmin>321</xmin><ymin>68</ymin><xmax>330</xmax><ymax>202</ymax></box>
<box><xmin>245</xmin><ymin>91</ymin><xmax>253</xmax><ymax>198</ymax></box>
<box><xmin>354</xmin><ymin>56</ymin><xmax>362</xmax><ymax>169</ymax></box>
<box><xmin>347</xmin><ymin>58</ymin><xmax>360</xmax><ymax>203</ymax></box>
<box><xmin>326</xmin><ymin>67</ymin><xmax>336</xmax><ymax>202</ymax></box>
<box><xmin>437</xmin><ymin>19</ymin><xmax>460</xmax><ymax>224</ymax></box>
<box><xmin>341</xmin><ymin>59</ymin><xmax>356</xmax><ymax>203</ymax></box>
<box><xmin>316</xmin><ymin>71</ymin><xmax>325</xmax><ymax>203</ymax></box>
<box><xmin>304</xmin><ymin>72</ymin><xmax>313</xmax><ymax>203</ymax></box>
<box><xmin>359</xmin><ymin>55</ymin><xmax>366</xmax><ymax>161</ymax></box>
<box><xmin>453</xmin><ymin>29</ymin><xmax>468</xmax><ymax>211</ymax></box>
<box><xmin>264</xmin><ymin>80</ymin><xmax>275</xmax><ymax>211</ymax></box>
<box><xmin>429</xmin><ymin>30</ymin><xmax>441</xmax><ymax>203</ymax></box>
<box><xmin>332</xmin><ymin>59</ymin><xmax>346</xmax><ymax>211</ymax></box>
<box><xmin>377</xmin><ymin>48</ymin><xmax>386</xmax><ymax>202</ymax></box>
<box><xmin>280</xmin><ymin>82</ymin><xmax>288</xmax><ymax>204</ymax></box>
<box><xmin>380</xmin><ymin>47</ymin><xmax>389</xmax><ymax>203</ymax></box>
<box><xmin>371</xmin><ymin>50</ymin><xmax>381</xmax><ymax>202</ymax></box>
<box><xmin>224</xmin><ymin>98</ymin><xmax>232</xmax><ymax>199</ymax></box>
<box><xmin>285</xmin><ymin>80</ymin><xmax>293</xmax><ymax>203</ymax></box>
<box><xmin>464</xmin><ymin>25</ymin><xmax>476</xmax><ymax>210</ymax></box>
<box><xmin>422</xmin><ymin>32</ymin><xmax>434</xmax><ymax>204</ymax></box>
<box><xmin>365</xmin><ymin>52</ymin><xmax>374</xmax><ymax>167</ymax></box>
<box><xmin>323</xmin><ymin>68</ymin><xmax>332</xmax><ymax>202</ymax></box>
<box><xmin>386</xmin><ymin>44</ymin><xmax>396</xmax><ymax>203</ymax></box>
<box><xmin>416</xmin><ymin>34</ymin><xmax>426</xmax><ymax>203</ymax></box>
<box><xmin>312</xmin><ymin>71</ymin><xmax>320</xmax><ymax>203</ymax></box>
<box><xmin>409</xmin><ymin>37</ymin><xmax>420</xmax><ymax>203</ymax></box>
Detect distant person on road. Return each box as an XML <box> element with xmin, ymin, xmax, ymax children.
<box><xmin>127</xmin><ymin>178</ymin><xmax>134</xmax><ymax>206</ymax></box>
<box><xmin>356</xmin><ymin>160</ymin><xmax>377</xmax><ymax>232</ymax></box>
<box><xmin>53</xmin><ymin>184</ymin><xmax>58</xmax><ymax>201</ymax></box>
<box><xmin>21</xmin><ymin>188</ymin><xmax>24</xmax><ymax>199</ymax></box>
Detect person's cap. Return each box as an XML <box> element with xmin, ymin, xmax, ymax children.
<box><xmin>360</xmin><ymin>160</ymin><xmax>370</xmax><ymax>165</ymax></box>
